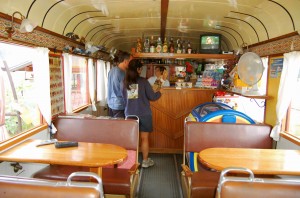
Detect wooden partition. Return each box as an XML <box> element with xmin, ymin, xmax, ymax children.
<box><xmin>149</xmin><ymin>88</ymin><xmax>216</xmax><ymax>153</ymax></box>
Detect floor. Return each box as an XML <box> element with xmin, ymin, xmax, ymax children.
<box><xmin>137</xmin><ymin>153</ymin><xmax>184</xmax><ymax>198</ymax></box>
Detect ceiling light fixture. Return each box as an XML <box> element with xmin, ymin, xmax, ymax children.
<box><xmin>5</xmin><ymin>11</ymin><xmax>37</xmax><ymax>38</ymax></box>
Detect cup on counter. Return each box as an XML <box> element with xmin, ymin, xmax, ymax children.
<box><xmin>186</xmin><ymin>82</ymin><xmax>193</xmax><ymax>88</ymax></box>
<box><xmin>175</xmin><ymin>82</ymin><xmax>182</xmax><ymax>88</ymax></box>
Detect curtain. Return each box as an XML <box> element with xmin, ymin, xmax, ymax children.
<box><xmin>270</xmin><ymin>51</ymin><xmax>300</xmax><ymax>141</ymax></box>
<box><xmin>105</xmin><ymin>61</ymin><xmax>110</xmax><ymax>97</ymax></box>
<box><xmin>104</xmin><ymin>61</ymin><xmax>110</xmax><ymax>105</ymax></box>
<box><xmin>32</xmin><ymin>47</ymin><xmax>57</xmax><ymax>134</ymax></box>
<box><xmin>261</xmin><ymin>57</ymin><xmax>269</xmax><ymax>95</ymax></box>
<box><xmin>0</xmin><ymin>59</ymin><xmax>9</xmax><ymax>141</ymax></box>
<box><xmin>88</xmin><ymin>58</ymin><xmax>96</xmax><ymax>111</ymax></box>
<box><xmin>62</xmin><ymin>53</ymin><xmax>73</xmax><ymax>113</ymax></box>
<box><xmin>96</xmin><ymin>60</ymin><xmax>107</xmax><ymax>106</ymax></box>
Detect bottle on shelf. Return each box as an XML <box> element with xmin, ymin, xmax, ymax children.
<box><xmin>169</xmin><ymin>37</ymin><xmax>175</xmax><ymax>53</ymax></box>
<box><xmin>182</xmin><ymin>40</ymin><xmax>186</xmax><ymax>54</ymax></box>
<box><xmin>163</xmin><ymin>37</ymin><xmax>168</xmax><ymax>53</ymax></box>
<box><xmin>196</xmin><ymin>63</ymin><xmax>202</xmax><ymax>75</ymax></box>
<box><xmin>187</xmin><ymin>40</ymin><xmax>192</xmax><ymax>54</ymax></box>
<box><xmin>144</xmin><ymin>37</ymin><xmax>150</xmax><ymax>53</ymax></box>
<box><xmin>156</xmin><ymin>37</ymin><xmax>162</xmax><ymax>53</ymax></box>
<box><xmin>150</xmin><ymin>36</ymin><xmax>155</xmax><ymax>53</ymax></box>
<box><xmin>136</xmin><ymin>38</ymin><xmax>142</xmax><ymax>53</ymax></box>
<box><xmin>176</xmin><ymin>38</ymin><xmax>182</xmax><ymax>54</ymax></box>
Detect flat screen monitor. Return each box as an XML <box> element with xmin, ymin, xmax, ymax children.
<box><xmin>200</xmin><ymin>34</ymin><xmax>221</xmax><ymax>54</ymax></box>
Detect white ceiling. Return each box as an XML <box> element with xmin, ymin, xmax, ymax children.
<box><xmin>0</xmin><ymin>0</ymin><xmax>299</xmax><ymax>52</ymax></box>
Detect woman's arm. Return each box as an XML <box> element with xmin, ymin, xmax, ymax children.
<box><xmin>144</xmin><ymin>79</ymin><xmax>161</xmax><ymax>101</ymax></box>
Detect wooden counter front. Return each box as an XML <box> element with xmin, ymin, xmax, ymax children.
<box><xmin>150</xmin><ymin>87</ymin><xmax>216</xmax><ymax>153</ymax></box>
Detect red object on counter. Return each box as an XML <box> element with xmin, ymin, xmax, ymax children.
<box><xmin>214</xmin><ymin>91</ymin><xmax>226</xmax><ymax>96</ymax></box>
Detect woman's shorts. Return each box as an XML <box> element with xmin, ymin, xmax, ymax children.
<box><xmin>138</xmin><ymin>115</ymin><xmax>153</xmax><ymax>132</ymax></box>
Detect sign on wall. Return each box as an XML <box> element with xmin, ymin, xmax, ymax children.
<box><xmin>270</xmin><ymin>57</ymin><xmax>283</xmax><ymax>78</ymax></box>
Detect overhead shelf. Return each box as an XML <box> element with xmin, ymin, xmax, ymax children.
<box><xmin>223</xmin><ymin>90</ymin><xmax>272</xmax><ymax>100</ymax></box>
<box><xmin>132</xmin><ymin>53</ymin><xmax>235</xmax><ymax>60</ymax></box>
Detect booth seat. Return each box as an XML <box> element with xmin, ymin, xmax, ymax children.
<box><xmin>181</xmin><ymin>121</ymin><xmax>273</xmax><ymax>198</ymax></box>
<box><xmin>0</xmin><ymin>172</ymin><xmax>104</xmax><ymax>198</ymax></box>
<box><xmin>32</xmin><ymin>117</ymin><xmax>139</xmax><ymax>198</ymax></box>
<box><xmin>216</xmin><ymin>167</ymin><xmax>300</xmax><ymax>198</ymax></box>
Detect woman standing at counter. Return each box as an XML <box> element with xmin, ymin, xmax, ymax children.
<box><xmin>123</xmin><ymin>60</ymin><xmax>161</xmax><ymax>168</ymax></box>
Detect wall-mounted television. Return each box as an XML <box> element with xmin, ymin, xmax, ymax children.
<box><xmin>199</xmin><ymin>34</ymin><xmax>221</xmax><ymax>54</ymax></box>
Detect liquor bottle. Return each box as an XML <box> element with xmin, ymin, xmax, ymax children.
<box><xmin>182</xmin><ymin>40</ymin><xmax>186</xmax><ymax>54</ymax></box>
<box><xmin>169</xmin><ymin>37</ymin><xmax>175</xmax><ymax>53</ymax></box>
<box><xmin>144</xmin><ymin>37</ymin><xmax>150</xmax><ymax>53</ymax></box>
<box><xmin>196</xmin><ymin>63</ymin><xmax>202</xmax><ymax>75</ymax></box>
<box><xmin>162</xmin><ymin>37</ymin><xmax>168</xmax><ymax>53</ymax></box>
<box><xmin>156</xmin><ymin>37</ymin><xmax>162</xmax><ymax>53</ymax></box>
<box><xmin>150</xmin><ymin>36</ymin><xmax>155</xmax><ymax>53</ymax></box>
<box><xmin>187</xmin><ymin>40</ymin><xmax>192</xmax><ymax>54</ymax></box>
<box><xmin>176</xmin><ymin>38</ymin><xmax>182</xmax><ymax>54</ymax></box>
<box><xmin>136</xmin><ymin>38</ymin><xmax>142</xmax><ymax>53</ymax></box>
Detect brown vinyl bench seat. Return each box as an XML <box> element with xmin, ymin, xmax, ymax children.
<box><xmin>216</xmin><ymin>167</ymin><xmax>300</xmax><ymax>198</ymax></box>
<box><xmin>181</xmin><ymin>121</ymin><xmax>273</xmax><ymax>198</ymax></box>
<box><xmin>33</xmin><ymin>164</ymin><xmax>138</xmax><ymax>195</ymax></box>
<box><xmin>0</xmin><ymin>172</ymin><xmax>104</xmax><ymax>198</ymax></box>
<box><xmin>32</xmin><ymin>117</ymin><xmax>139</xmax><ymax>198</ymax></box>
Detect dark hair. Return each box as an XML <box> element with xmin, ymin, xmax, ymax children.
<box><xmin>124</xmin><ymin>59</ymin><xmax>142</xmax><ymax>90</ymax></box>
<box><xmin>155</xmin><ymin>66</ymin><xmax>166</xmax><ymax>74</ymax></box>
<box><xmin>118</xmin><ymin>51</ymin><xmax>131</xmax><ymax>63</ymax></box>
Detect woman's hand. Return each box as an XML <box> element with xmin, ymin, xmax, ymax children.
<box><xmin>162</xmin><ymin>70</ymin><xmax>168</xmax><ymax>80</ymax></box>
<box><xmin>152</xmin><ymin>84</ymin><xmax>161</xmax><ymax>92</ymax></box>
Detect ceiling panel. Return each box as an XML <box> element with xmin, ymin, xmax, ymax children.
<box><xmin>0</xmin><ymin>0</ymin><xmax>299</xmax><ymax>52</ymax></box>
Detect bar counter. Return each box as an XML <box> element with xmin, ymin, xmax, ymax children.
<box><xmin>149</xmin><ymin>87</ymin><xmax>216</xmax><ymax>153</ymax></box>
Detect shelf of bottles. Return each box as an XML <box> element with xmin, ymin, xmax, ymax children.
<box><xmin>133</xmin><ymin>36</ymin><xmax>235</xmax><ymax>60</ymax></box>
<box><xmin>133</xmin><ymin>52</ymin><xmax>235</xmax><ymax>60</ymax></box>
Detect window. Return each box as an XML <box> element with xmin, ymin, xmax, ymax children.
<box><xmin>277</xmin><ymin>52</ymin><xmax>300</xmax><ymax>143</ymax></box>
<box><xmin>0</xmin><ymin>43</ymin><xmax>42</xmax><ymax>141</ymax></box>
<box><xmin>285</xmin><ymin>77</ymin><xmax>300</xmax><ymax>139</ymax></box>
<box><xmin>71</xmin><ymin>56</ymin><xmax>89</xmax><ymax>110</ymax></box>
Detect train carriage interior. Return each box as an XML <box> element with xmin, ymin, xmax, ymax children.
<box><xmin>0</xmin><ymin>0</ymin><xmax>300</xmax><ymax>198</ymax></box>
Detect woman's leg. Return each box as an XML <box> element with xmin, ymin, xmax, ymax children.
<box><xmin>140</xmin><ymin>132</ymin><xmax>149</xmax><ymax>161</ymax></box>
<box><xmin>140</xmin><ymin>131</ymin><xmax>154</xmax><ymax>168</ymax></box>
<box><xmin>139</xmin><ymin>115</ymin><xmax>154</xmax><ymax>168</ymax></box>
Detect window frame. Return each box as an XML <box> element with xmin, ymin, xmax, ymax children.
<box><xmin>0</xmin><ymin>124</ymin><xmax>47</xmax><ymax>151</ymax></box>
<box><xmin>0</xmin><ymin>47</ymin><xmax>92</xmax><ymax>151</ymax></box>
<box><xmin>0</xmin><ymin>42</ymin><xmax>47</xmax><ymax>146</ymax></box>
<box><xmin>281</xmin><ymin>104</ymin><xmax>300</xmax><ymax>146</ymax></box>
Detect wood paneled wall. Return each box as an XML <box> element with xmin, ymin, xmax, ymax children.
<box><xmin>149</xmin><ymin>88</ymin><xmax>216</xmax><ymax>153</ymax></box>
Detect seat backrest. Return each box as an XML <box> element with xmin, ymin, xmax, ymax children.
<box><xmin>0</xmin><ymin>172</ymin><xmax>104</xmax><ymax>198</ymax></box>
<box><xmin>184</xmin><ymin>121</ymin><xmax>273</xmax><ymax>153</ymax></box>
<box><xmin>53</xmin><ymin>117</ymin><xmax>139</xmax><ymax>150</ymax></box>
<box><xmin>217</xmin><ymin>168</ymin><xmax>300</xmax><ymax>198</ymax></box>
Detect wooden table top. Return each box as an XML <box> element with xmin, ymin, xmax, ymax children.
<box><xmin>0</xmin><ymin>139</ymin><xmax>128</xmax><ymax>168</ymax></box>
<box><xmin>199</xmin><ymin>148</ymin><xmax>300</xmax><ymax>175</ymax></box>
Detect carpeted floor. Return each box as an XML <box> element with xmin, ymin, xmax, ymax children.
<box><xmin>137</xmin><ymin>153</ymin><xmax>183</xmax><ymax>198</ymax></box>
